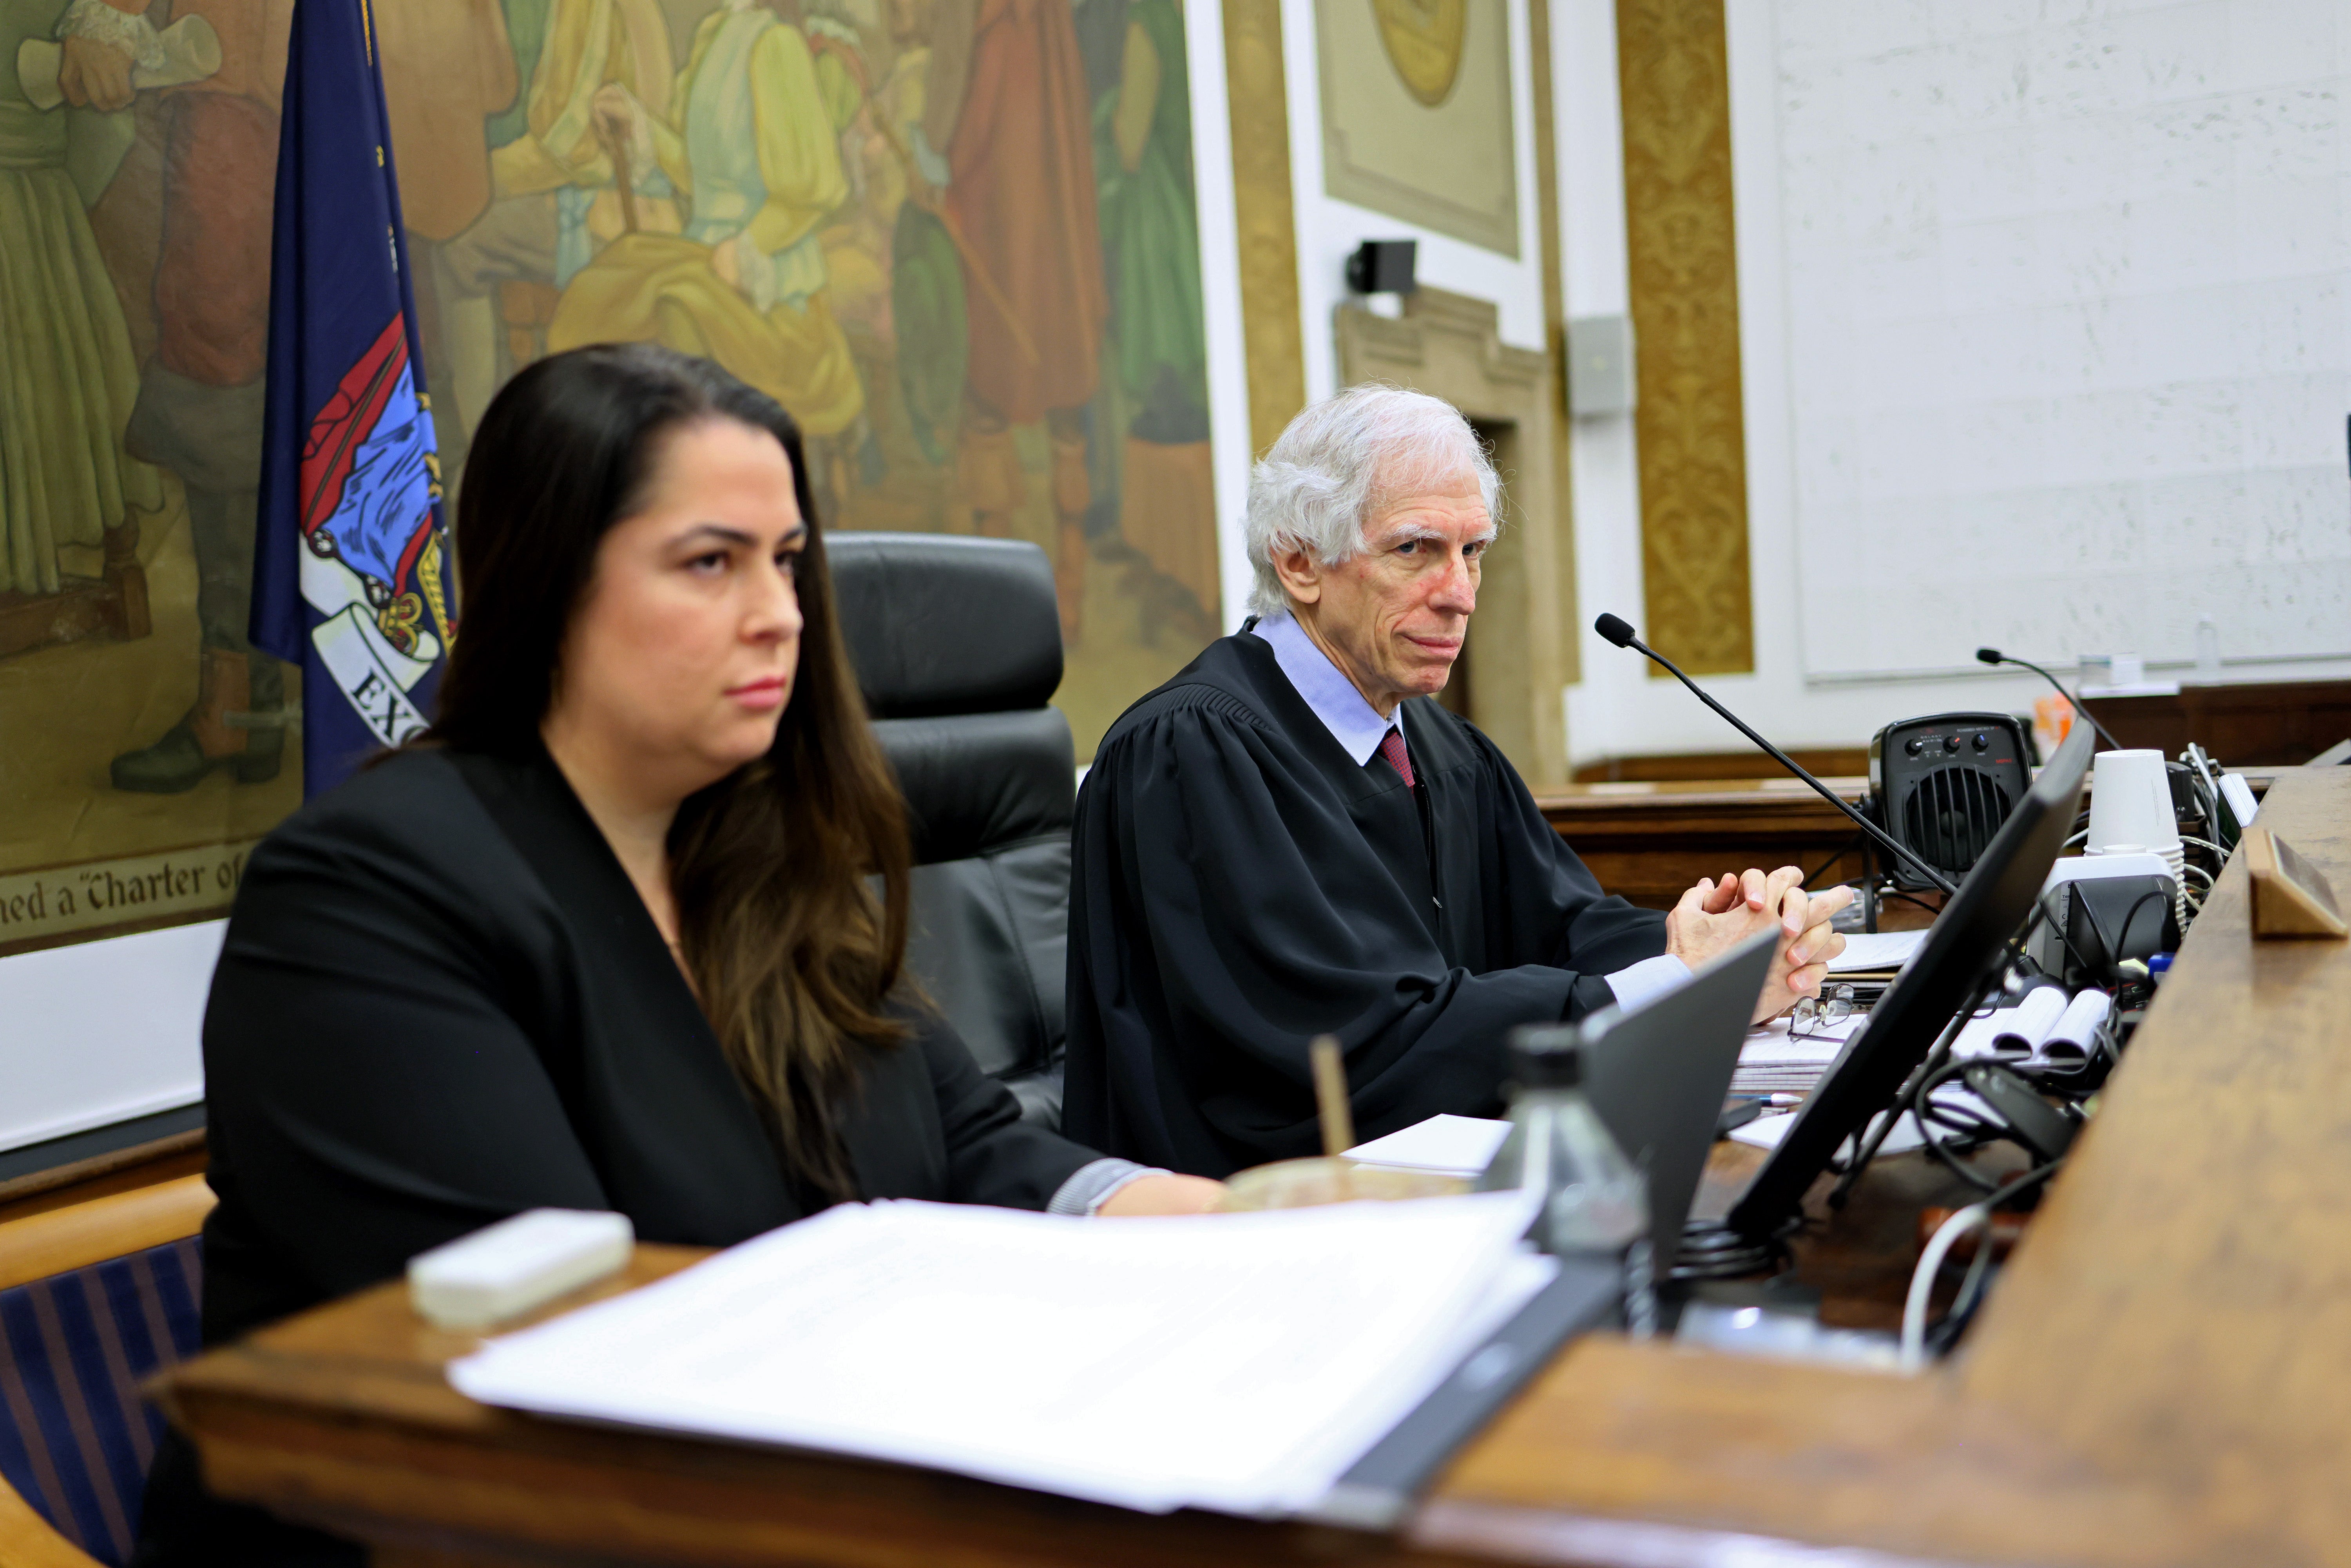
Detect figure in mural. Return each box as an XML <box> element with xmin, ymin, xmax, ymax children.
<box><xmin>109</xmin><ymin>0</ymin><xmax>293</xmax><ymax>793</ymax></box>
<box><xmin>548</xmin><ymin>0</ymin><xmax>873</xmax><ymax>507</ymax></box>
<box><xmin>924</xmin><ymin>0</ymin><xmax>1107</xmax><ymax>637</ymax></box>
<box><xmin>370</xmin><ymin>0</ymin><xmax>518</xmax><ymax>478</ymax></box>
<box><xmin>0</xmin><ymin>0</ymin><xmax>163</xmax><ymax>619</ymax></box>
<box><xmin>7</xmin><ymin>0</ymin><xmax>1222</xmax><ymax>958</ymax></box>
<box><xmin>1098</xmin><ymin>0</ymin><xmax>1215</xmax><ymax>634</ymax></box>
<box><xmin>873</xmin><ymin>0</ymin><xmax>970</xmax><ymax>471</ymax></box>
<box><xmin>806</xmin><ymin>0</ymin><xmax>900</xmax><ymax>357</ymax></box>
<box><xmin>432</xmin><ymin>0</ymin><xmax>682</xmax><ymax>473</ymax></box>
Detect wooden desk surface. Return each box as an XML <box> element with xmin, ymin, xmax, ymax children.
<box><xmin>159</xmin><ymin>769</ymin><xmax>2351</xmax><ymax>1568</ymax></box>
<box><xmin>1429</xmin><ymin>764</ymin><xmax>2351</xmax><ymax>1568</ymax></box>
<box><xmin>1533</xmin><ymin>770</ymin><xmax>2279</xmax><ymax>911</ymax></box>
<box><xmin>1534</xmin><ymin>776</ymin><xmax>1884</xmax><ymax>909</ymax></box>
<box><xmin>1534</xmin><ymin>774</ymin><xmax>1871</xmax><ymax>836</ymax></box>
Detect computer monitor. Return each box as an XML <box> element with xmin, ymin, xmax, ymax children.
<box><xmin>1725</xmin><ymin>719</ymin><xmax>2095</xmax><ymax>1239</ymax></box>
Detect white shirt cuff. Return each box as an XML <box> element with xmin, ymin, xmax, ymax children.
<box><xmin>1605</xmin><ymin>952</ymin><xmax>1696</xmax><ymax>1013</ymax></box>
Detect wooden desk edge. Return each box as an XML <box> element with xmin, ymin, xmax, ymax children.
<box><xmin>157</xmin><ymin>1271</ymin><xmax>2104</xmax><ymax>1568</ymax></box>
<box><xmin>158</xmin><ymin>1248</ymin><xmax>2087</xmax><ymax>1568</ymax></box>
<box><xmin>156</xmin><ymin>1248</ymin><xmax>1482</xmax><ymax>1568</ymax></box>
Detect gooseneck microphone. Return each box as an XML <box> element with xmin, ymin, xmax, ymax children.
<box><xmin>1594</xmin><ymin>613</ymin><xmax>1960</xmax><ymax>896</ymax></box>
<box><xmin>1974</xmin><ymin>647</ymin><xmax>2121</xmax><ymax>751</ymax></box>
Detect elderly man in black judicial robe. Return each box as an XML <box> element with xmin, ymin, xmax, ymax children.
<box><xmin>1064</xmin><ymin>386</ymin><xmax>1850</xmax><ymax>1178</ymax></box>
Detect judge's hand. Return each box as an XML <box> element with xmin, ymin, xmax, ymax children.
<box><xmin>60</xmin><ymin>34</ymin><xmax>137</xmax><ymax>112</ymax></box>
<box><xmin>1094</xmin><ymin>1173</ymin><xmax>1227</xmax><ymax>1217</ymax></box>
<box><xmin>1666</xmin><ymin>867</ymin><xmax>1854</xmax><ymax>1023</ymax></box>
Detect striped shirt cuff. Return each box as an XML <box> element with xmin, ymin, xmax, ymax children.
<box><xmin>1048</xmin><ymin>1157</ymin><xmax>1169</xmax><ymax>1217</ymax></box>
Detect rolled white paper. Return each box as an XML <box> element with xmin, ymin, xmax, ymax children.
<box><xmin>1991</xmin><ymin>985</ymin><xmax>2069</xmax><ymax>1055</ymax></box>
<box><xmin>2038</xmin><ymin>989</ymin><xmax>2112</xmax><ymax>1068</ymax></box>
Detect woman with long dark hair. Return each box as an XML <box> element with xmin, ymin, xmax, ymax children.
<box><xmin>135</xmin><ymin>344</ymin><xmax>1218</xmax><ymax>1565</ymax></box>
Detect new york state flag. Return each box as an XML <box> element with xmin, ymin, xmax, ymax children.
<box><xmin>251</xmin><ymin>0</ymin><xmax>454</xmax><ymax>797</ymax></box>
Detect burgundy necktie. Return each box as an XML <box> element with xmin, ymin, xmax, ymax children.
<box><xmin>1378</xmin><ymin>727</ymin><xmax>1415</xmax><ymax>788</ymax></box>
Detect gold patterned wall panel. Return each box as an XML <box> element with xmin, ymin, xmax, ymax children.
<box><xmin>1527</xmin><ymin>0</ymin><xmax>1579</xmax><ymax>688</ymax></box>
<box><xmin>1616</xmin><ymin>0</ymin><xmax>1754</xmax><ymax>674</ymax></box>
<box><xmin>1224</xmin><ymin>0</ymin><xmax>1308</xmax><ymax>458</ymax></box>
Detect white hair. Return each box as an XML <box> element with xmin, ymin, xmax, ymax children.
<box><xmin>1242</xmin><ymin>384</ymin><xmax>1502</xmax><ymax>618</ymax></box>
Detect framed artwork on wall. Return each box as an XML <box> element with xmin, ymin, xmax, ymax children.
<box><xmin>0</xmin><ymin>0</ymin><xmax>1219</xmax><ymax>965</ymax></box>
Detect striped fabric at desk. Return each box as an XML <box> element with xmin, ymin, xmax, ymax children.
<box><xmin>0</xmin><ymin>1239</ymin><xmax>203</xmax><ymax>1565</ymax></box>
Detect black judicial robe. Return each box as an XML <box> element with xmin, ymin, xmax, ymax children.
<box><xmin>1063</xmin><ymin>627</ymin><xmax>1669</xmax><ymax>1179</ymax></box>
<box><xmin>137</xmin><ymin>742</ymin><xmax>1096</xmax><ymax>1566</ymax></box>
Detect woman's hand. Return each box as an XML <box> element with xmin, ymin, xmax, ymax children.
<box><xmin>1095</xmin><ymin>1173</ymin><xmax>1226</xmax><ymax>1216</ymax></box>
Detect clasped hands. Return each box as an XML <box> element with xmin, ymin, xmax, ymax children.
<box><xmin>1667</xmin><ymin>867</ymin><xmax>1854</xmax><ymax>1024</ymax></box>
<box><xmin>1097</xmin><ymin>867</ymin><xmax>1857</xmax><ymax>1208</ymax></box>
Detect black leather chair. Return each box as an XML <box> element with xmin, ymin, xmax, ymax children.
<box><xmin>827</xmin><ymin>533</ymin><xmax>1074</xmax><ymax>1128</ymax></box>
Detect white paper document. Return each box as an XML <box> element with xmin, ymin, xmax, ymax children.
<box><xmin>1730</xmin><ymin>1086</ymin><xmax>1995</xmax><ymax>1158</ymax></box>
<box><xmin>1731</xmin><ymin>1107</ymin><xmax>1921</xmax><ymax>1154</ymax></box>
<box><xmin>1739</xmin><ymin>1017</ymin><xmax>1862</xmax><ymax>1064</ymax></box>
<box><xmin>1344</xmin><ymin>1114</ymin><xmax>1511</xmax><ymax>1176</ymax></box>
<box><xmin>449</xmin><ymin>1192</ymin><xmax>1545</xmax><ymax>1517</ymax></box>
<box><xmin>1826</xmin><ymin>929</ymin><xmax>1926</xmax><ymax>972</ymax></box>
<box><xmin>1730</xmin><ymin>1017</ymin><xmax>1862</xmax><ymax>1094</ymax></box>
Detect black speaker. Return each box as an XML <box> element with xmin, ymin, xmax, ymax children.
<box><xmin>1345</xmin><ymin>239</ymin><xmax>1417</xmax><ymax>295</ymax></box>
<box><xmin>1868</xmin><ymin>712</ymin><xmax>2034</xmax><ymax>887</ymax></box>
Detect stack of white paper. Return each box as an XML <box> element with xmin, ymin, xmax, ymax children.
<box><xmin>449</xmin><ymin>1193</ymin><xmax>1546</xmax><ymax>1517</ymax></box>
<box><xmin>1730</xmin><ymin>1016</ymin><xmax>1862</xmax><ymax>1095</ymax></box>
<box><xmin>1343</xmin><ymin>1113</ymin><xmax>1511</xmax><ymax>1177</ymax></box>
<box><xmin>1826</xmin><ymin>929</ymin><xmax>1926</xmax><ymax>973</ymax></box>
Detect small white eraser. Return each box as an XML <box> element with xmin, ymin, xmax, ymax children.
<box><xmin>408</xmin><ymin>1209</ymin><xmax>634</xmax><ymax>1331</ymax></box>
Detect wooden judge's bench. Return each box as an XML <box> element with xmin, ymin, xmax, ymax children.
<box><xmin>1544</xmin><ymin>675</ymin><xmax>2351</xmax><ymax>910</ymax></box>
<box><xmin>149</xmin><ymin>765</ymin><xmax>2351</xmax><ymax>1568</ymax></box>
<box><xmin>1539</xmin><ymin>774</ymin><xmax>1886</xmax><ymax>911</ymax></box>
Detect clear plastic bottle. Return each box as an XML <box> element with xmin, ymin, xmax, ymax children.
<box><xmin>1476</xmin><ymin>1025</ymin><xmax>1656</xmax><ymax>1337</ymax></box>
<box><xmin>2194</xmin><ymin>614</ymin><xmax>2222</xmax><ymax>684</ymax></box>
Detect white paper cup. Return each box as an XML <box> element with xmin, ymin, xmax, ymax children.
<box><xmin>2088</xmin><ymin>750</ymin><xmax>2179</xmax><ymax>855</ymax></box>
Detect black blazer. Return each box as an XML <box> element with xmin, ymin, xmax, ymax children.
<box><xmin>137</xmin><ymin>744</ymin><xmax>1101</xmax><ymax>1564</ymax></box>
<box><xmin>195</xmin><ymin>742</ymin><xmax>1099</xmax><ymax>1343</ymax></box>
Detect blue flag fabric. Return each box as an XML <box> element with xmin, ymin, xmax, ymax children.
<box><xmin>251</xmin><ymin>0</ymin><xmax>454</xmax><ymax>798</ymax></box>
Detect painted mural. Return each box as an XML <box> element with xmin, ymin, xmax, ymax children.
<box><xmin>0</xmin><ymin>0</ymin><xmax>1217</xmax><ymax>958</ymax></box>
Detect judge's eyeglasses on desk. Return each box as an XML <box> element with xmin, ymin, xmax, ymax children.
<box><xmin>1791</xmin><ymin>983</ymin><xmax>1859</xmax><ymax>1038</ymax></box>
